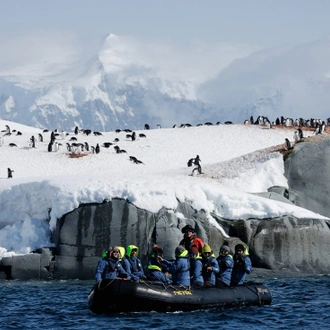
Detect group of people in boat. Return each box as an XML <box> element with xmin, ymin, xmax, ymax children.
<box><xmin>95</xmin><ymin>224</ymin><xmax>252</xmax><ymax>288</ymax></box>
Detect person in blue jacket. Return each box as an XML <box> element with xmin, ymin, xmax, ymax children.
<box><xmin>95</xmin><ymin>246</ymin><xmax>129</xmax><ymax>282</ymax></box>
<box><xmin>189</xmin><ymin>246</ymin><xmax>204</xmax><ymax>288</ymax></box>
<box><xmin>201</xmin><ymin>244</ymin><xmax>219</xmax><ymax>286</ymax></box>
<box><xmin>216</xmin><ymin>244</ymin><xmax>234</xmax><ymax>286</ymax></box>
<box><xmin>146</xmin><ymin>253</ymin><xmax>172</xmax><ymax>285</ymax></box>
<box><xmin>122</xmin><ymin>244</ymin><xmax>145</xmax><ymax>280</ymax></box>
<box><xmin>160</xmin><ymin>246</ymin><xmax>190</xmax><ymax>287</ymax></box>
<box><xmin>231</xmin><ymin>244</ymin><xmax>252</xmax><ymax>285</ymax></box>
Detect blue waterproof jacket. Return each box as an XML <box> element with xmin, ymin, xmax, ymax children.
<box><xmin>146</xmin><ymin>265</ymin><xmax>172</xmax><ymax>285</ymax></box>
<box><xmin>202</xmin><ymin>256</ymin><xmax>220</xmax><ymax>285</ymax></box>
<box><xmin>122</xmin><ymin>245</ymin><xmax>144</xmax><ymax>280</ymax></box>
<box><xmin>95</xmin><ymin>257</ymin><xmax>129</xmax><ymax>281</ymax></box>
<box><xmin>231</xmin><ymin>254</ymin><xmax>252</xmax><ymax>285</ymax></box>
<box><xmin>190</xmin><ymin>256</ymin><xmax>204</xmax><ymax>286</ymax></box>
<box><xmin>162</xmin><ymin>250</ymin><xmax>190</xmax><ymax>286</ymax></box>
<box><xmin>216</xmin><ymin>254</ymin><xmax>234</xmax><ymax>286</ymax></box>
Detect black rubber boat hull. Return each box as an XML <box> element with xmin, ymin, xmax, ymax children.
<box><xmin>88</xmin><ymin>278</ymin><xmax>272</xmax><ymax>313</ymax></box>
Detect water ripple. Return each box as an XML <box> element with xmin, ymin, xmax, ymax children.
<box><xmin>0</xmin><ymin>276</ymin><xmax>330</xmax><ymax>329</ymax></box>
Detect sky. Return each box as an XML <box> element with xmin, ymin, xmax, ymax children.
<box><xmin>1</xmin><ymin>1</ymin><xmax>330</xmax><ymax>47</ymax></box>
<box><xmin>1</xmin><ymin>1</ymin><xmax>330</xmax><ymax>79</ymax></box>
<box><xmin>0</xmin><ymin>119</ymin><xmax>327</xmax><ymax>259</ymax></box>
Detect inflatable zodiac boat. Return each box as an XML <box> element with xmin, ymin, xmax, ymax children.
<box><xmin>88</xmin><ymin>278</ymin><xmax>272</xmax><ymax>313</ymax></box>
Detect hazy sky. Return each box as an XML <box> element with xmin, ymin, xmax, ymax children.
<box><xmin>1</xmin><ymin>0</ymin><xmax>330</xmax><ymax>47</ymax></box>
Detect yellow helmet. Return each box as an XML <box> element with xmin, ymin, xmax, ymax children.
<box><xmin>202</xmin><ymin>244</ymin><xmax>212</xmax><ymax>254</ymax></box>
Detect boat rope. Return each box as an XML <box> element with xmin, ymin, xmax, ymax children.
<box><xmin>139</xmin><ymin>280</ymin><xmax>167</xmax><ymax>291</ymax></box>
<box><xmin>248</xmin><ymin>284</ymin><xmax>262</xmax><ymax>304</ymax></box>
<box><xmin>139</xmin><ymin>280</ymin><xmax>191</xmax><ymax>293</ymax></box>
<box><xmin>97</xmin><ymin>278</ymin><xmax>117</xmax><ymax>291</ymax></box>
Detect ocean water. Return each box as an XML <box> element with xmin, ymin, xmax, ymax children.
<box><xmin>0</xmin><ymin>275</ymin><xmax>329</xmax><ymax>330</ymax></box>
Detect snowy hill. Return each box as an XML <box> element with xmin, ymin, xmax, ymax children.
<box><xmin>1</xmin><ymin>34</ymin><xmax>330</xmax><ymax>132</ymax></box>
<box><xmin>0</xmin><ymin>119</ymin><xmax>326</xmax><ymax>258</ymax></box>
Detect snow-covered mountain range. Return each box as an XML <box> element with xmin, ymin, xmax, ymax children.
<box><xmin>1</xmin><ymin>33</ymin><xmax>330</xmax><ymax>132</ymax></box>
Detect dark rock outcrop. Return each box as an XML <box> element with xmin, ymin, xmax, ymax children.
<box><xmin>284</xmin><ymin>134</ymin><xmax>330</xmax><ymax>218</ymax></box>
<box><xmin>2</xmin><ymin>198</ymin><xmax>330</xmax><ymax>280</ymax></box>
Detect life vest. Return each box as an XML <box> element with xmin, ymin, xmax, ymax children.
<box><xmin>148</xmin><ymin>265</ymin><xmax>162</xmax><ymax>272</ymax></box>
<box><xmin>123</xmin><ymin>256</ymin><xmax>142</xmax><ymax>273</ymax></box>
<box><xmin>202</xmin><ymin>256</ymin><xmax>216</xmax><ymax>275</ymax></box>
<box><xmin>106</xmin><ymin>258</ymin><xmax>122</xmax><ymax>272</ymax></box>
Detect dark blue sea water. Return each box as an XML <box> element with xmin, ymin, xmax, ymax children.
<box><xmin>1</xmin><ymin>275</ymin><xmax>329</xmax><ymax>330</ymax></box>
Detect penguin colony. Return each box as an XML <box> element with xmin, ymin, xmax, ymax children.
<box><xmin>1</xmin><ymin>115</ymin><xmax>329</xmax><ymax>178</ymax></box>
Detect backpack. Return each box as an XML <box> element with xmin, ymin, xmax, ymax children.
<box><xmin>187</xmin><ymin>158</ymin><xmax>194</xmax><ymax>167</ymax></box>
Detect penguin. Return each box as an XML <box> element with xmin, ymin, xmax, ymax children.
<box><xmin>144</xmin><ymin>124</ymin><xmax>150</xmax><ymax>130</ymax></box>
<box><xmin>114</xmin><ymin>146</ymin><xmax>127</xmax><ymax>154</ymax></box>
<box><xmin>129</xmin><ymin>156</ymin><xmax>144</xmax><ymax>164</ymax></box>
<box><xmin>139</xmin><ymin>133</ymin><xmax>146</xmax><ymax>138</ymax></box>
<box><xmin>321</xmin><ymin>121</ymin><xmax>326</xmax><ymax>134</ymax></box>
<box><xmin>95</xmin><ymin>143</ymin><xmax>100</xmax><ymax>154</ymax></box>
<box><xmin>131</xmin><ymin>132</ymin><xmax>136</xmax><ymax>141</ymax></box>
<box><xmin>48</xmin><ymin>142</ymin><xmax>53</xmax><ymax>152</ymax></box>
<box><xmin>74</xmin><ymin>126</ymin><xmax>79</xmax><ymax>135</ymax></box>
<box><xmin>7</xmin><ymin>168</ymin><xmax>14</xmax><ymax>178</ymax></box>
<box><xmin>297</xmin><ymin>128</ymin><xmax>303</xmax><ymax>140</ymax></box>
<box><xmin>9</xmin><ymin>143</ymin><xmax>17</xmax><ymax>147</ymax></box>
<box><xmin>30</xmin><ymin>136</ymin><xmax>36</xmax><ymax>148</ymax></box>
<box><xmin>38</xmin><ymin>133</ymin><xmax>43</xmax><ymax>142</ymax></box>
<box><xmin>50</xmin><ymin>131</ymin><xmax>56</xmax><ymax>144</ymax></box>
<box><xmin>284</xmin><ymin>138</ymin><xmax>292</xmax><ymax>150</ymax></box>
<box><xmin>66</xmin><ymin>143</ymin><xmax>72</xmax><ymax>153</ymax></box>
<box><xmin>293</xmin><ymin>131</ymin><xmax>299</xmax><ymax>142</ymax></box>
<box><xmin>84</xmin><ymin>142</ymin><xmax>89</xmax><ymax>152</ymax></box>
<box><xmin>103</xmin><ymin>142</ymin><xmax>113</xmax><ymax>148</ymax></box>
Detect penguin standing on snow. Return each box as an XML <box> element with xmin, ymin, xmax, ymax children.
<box><xmin>7</xmin><ymin>168</ymin><xmax>14</xmax><ymax>178</ymax></box>
<box><xmin>30</xmin><ymin>135</ymin><xmax>36</xmax><ymax>148</ymax></box>
<box><xmin>95</xmin><ymin>144</ymin><xmax>100</xmax><ymax>154</ymax></box>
